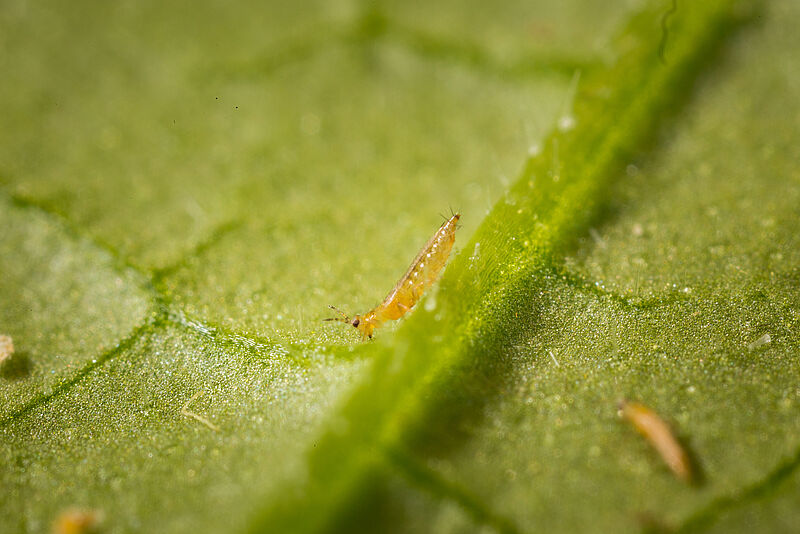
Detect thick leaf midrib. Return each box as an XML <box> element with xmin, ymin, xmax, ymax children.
<box><xmin>248</xmin><ymin>1</ymin><xmax>748</xmax><ymax>532</ymax></box>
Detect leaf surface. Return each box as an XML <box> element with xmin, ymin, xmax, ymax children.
<box><xmin>1</xmin><ymin>1</ymin><xmax>798</xmax><ymax>533</ymax></box>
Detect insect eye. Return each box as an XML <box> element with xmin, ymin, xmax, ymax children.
<box><xmin>352</xmin><ymin>318</ymin><xmax>360</xmax><ymax>328</ymax></box>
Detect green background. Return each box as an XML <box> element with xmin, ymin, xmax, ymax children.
<box><xmin>1</xmin><ymin>0</ymin><xmax>798</xmax><ymax>532</ymax></box>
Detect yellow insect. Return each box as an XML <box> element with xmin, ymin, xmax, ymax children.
<box><xmin>326</xmin><ymin>213</ymin><xmax>460</xmax><ymax>340</ymax></box>
<box><xmin>52</xmin><ymin>508</ymin><xmax>101</xmax><ymax>534</ymax></box>
<box><xmin>0</xmin><ymin>334</ymin><xmax>13</xmax><ymax>363</ymax></box>
<box><xmin>618</xmin><ymin>400</ymin><xmax>693</xmax><ymax>483</ymax></box>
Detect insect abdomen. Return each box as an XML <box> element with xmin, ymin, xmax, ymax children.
<box><xmin>377</xmin><ymin>214</ymin><xmax>459</xmax><ymax>321</ymax></box>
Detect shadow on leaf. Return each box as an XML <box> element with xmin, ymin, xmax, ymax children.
<box><xmin>1</xmin><ymin>351</ymin><xmax>33</xmax><ymax>380</ymax></box>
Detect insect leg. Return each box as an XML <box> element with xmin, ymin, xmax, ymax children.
<box><xmin>324</xmin><ymin>305</ymin><xmax>350</xmax><ymax>323</ymax></box>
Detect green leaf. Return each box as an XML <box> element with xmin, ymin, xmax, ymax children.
<box><xmin>2</xmin><ymin>1</ymin><xmax>798</xmax><ymax>533</ymax></box>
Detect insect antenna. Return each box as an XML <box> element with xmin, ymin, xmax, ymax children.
<box><xmin>324</xmin><ymin>305</ymin><xmax>350</xmax><ymax>323</ymax></box>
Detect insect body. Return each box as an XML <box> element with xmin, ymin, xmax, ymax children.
<box><xmin>53</xmin><ymin>508</ymin><xmax>101</xmax><ymax>534</ymax></box>
<box><xmin>327</xmin><ymin>213</ymin><xmax>460</xmax><ymax>340</ymax></box>
<box><xmin>618</xmin><ymin>400</ymin><xmax>692</xmax><ymax>483</ymax></box>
